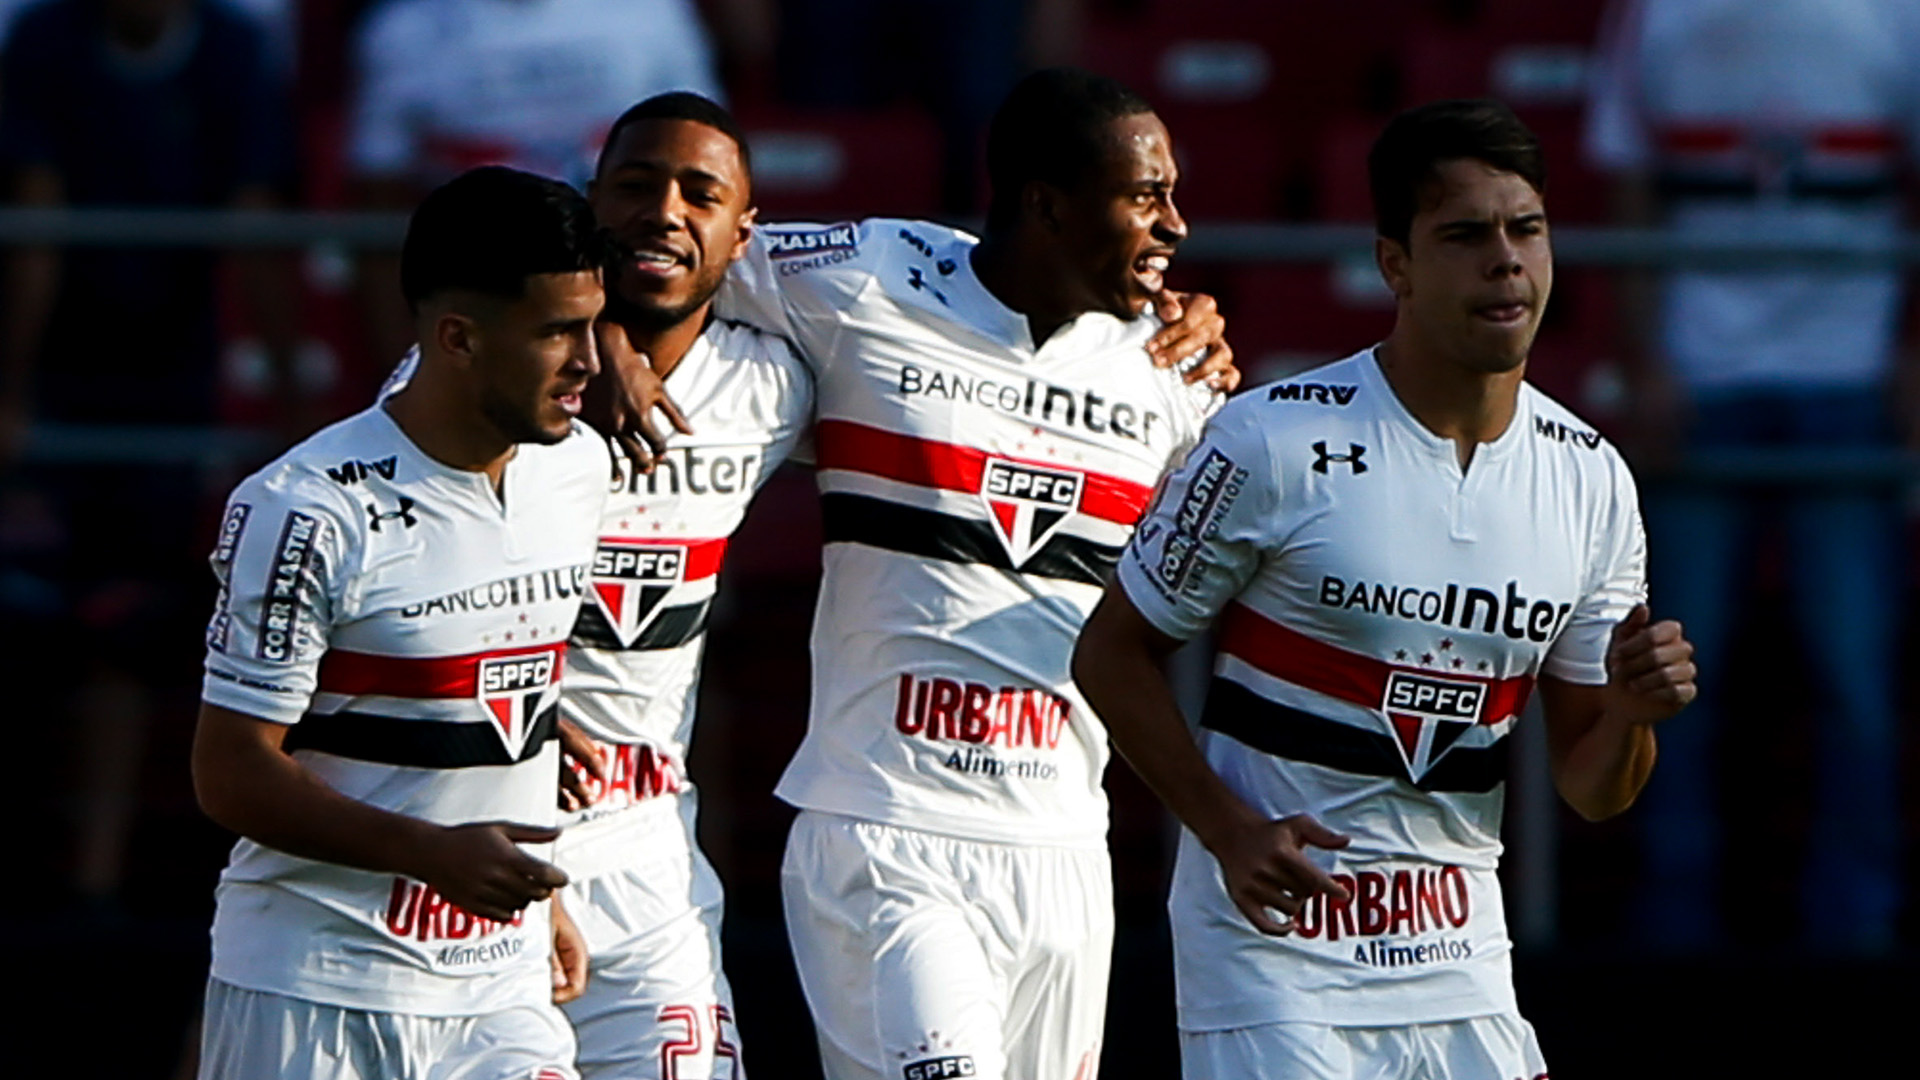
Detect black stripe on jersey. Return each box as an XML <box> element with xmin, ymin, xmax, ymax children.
<box><xmin>283</xmin><ymin>707</ymin><xmax>558</xmax><ymax>769</ymax></box>
<box><xmin>821</xmin><ymin>492</ymin><xmax>1119</xmax><ymax>587</ymax></box>
<box><xmin>1200</xmin><ymin>679</ymin><xmax>1509</xmax><ymax>794</ymax></box>
<box><xmin>569</xmin><ymin>598</ymin><xmax>712</xmax><ymax>652</ymax></box>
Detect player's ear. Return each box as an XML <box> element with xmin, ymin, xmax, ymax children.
<box><xmin>1375</xmin><ymin>235</ymin><xmax>1412</xmax><ymax>298</ymax></box>
<box><xmin>1029</xmin><ymin>181</ymin><xmax>1066</xmax><ymax>232</ymax></box>
<box><xmin>433</xmin><ymin>310</ymin><xmax>481</xmax><ymax>366</ymax></box>
<box><xmin>731</xmin><ymin>205</ymin><xmax>757</xmax><ymax>263</ymax></box>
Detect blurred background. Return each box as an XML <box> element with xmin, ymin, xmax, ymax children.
<box><xmin>2</xmin><ymin>0</ymin><xmax>1915</xmax><ymax>1075</ymax></box>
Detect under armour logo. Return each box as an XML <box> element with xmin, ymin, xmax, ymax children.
<box><xmin>367</xmin><ymin>496</ymin><xmax>418</xmax><ymax>531</ymax></box>
<box><xmin>1311</xmin><ymin>441</ymin><xmax>1367</xmax><ymax>474</ymax></box>
<box><xmin>907</xmin><ymin>266</ymin><xmax>950</xmax><ymax>306</ymax></box>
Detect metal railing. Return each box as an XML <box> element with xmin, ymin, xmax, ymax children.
<box><xmin>4</xmin><ymin>207</ymin><xmax>1920</xmax><ymax>267</ymax></box>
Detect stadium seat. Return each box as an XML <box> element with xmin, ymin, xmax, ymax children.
<box><xmin>1220</xmin><ymin>263</ymin><xmax>1395</xmax><ymax>383</ymax></box>
<box><xmin>734</xmin><ymin>105</ymin><xmax>943</xmax><ymax>220</ymax></box>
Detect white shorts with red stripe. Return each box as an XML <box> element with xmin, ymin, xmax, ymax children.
<box><xmin>198</xmin><ymin>978</ymin><xmax>579</xmax><ymax>1080</ymax></box>
<box><xmin>780</xmin><ymin>810</ymin><xmax>1111</xmax><ymax>1080</ymax></box>
<box><xmin>1181</xmin><ymin>1013</ymin><xmax>1548</xmax><ymax>1080</ymax></box>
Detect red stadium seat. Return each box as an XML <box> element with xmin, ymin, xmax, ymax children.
<box><xmin>734</xmin><ymin>106</ymin><xmax>943</xmax><ymax>220</ymax></box>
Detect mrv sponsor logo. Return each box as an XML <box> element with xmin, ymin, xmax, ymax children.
<box><xmin>1293</xmin><ymin>864</ymin><xmax>1475</xmax><ymax>969</ymax></box>
<box><xmin>980</xmin><ymin>458</ymin><xmax>1082</xmax><ymax>566</ymax></box>
<box><xmin>1268</xmin><ymin>381</ymin><xmax>1357</xmax><ymax>405</ymax></box>
<box><xmin>589</xmin><ymin>542</ymin><xmax>686</xmax><ymax>646</ymax></box>
<box><xmin>477</xmin><ymin>649</ymin><xmax>559</xmax><ymax>758</ymax></box>
<box><xmin>1384</xmin><ymin>671</ymin><xmax>1488</xmax><ymax>780</ymax></box>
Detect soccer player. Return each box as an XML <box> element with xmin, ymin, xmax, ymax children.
<box><xmin>190</xmin><ymin>166</ymin><xmax>614</xmax><ymax>1080</ymax></box>
<box><xmin>550</xmin><ymin>93</ymin><xmax>812</xmax><ymax>1080</ymax></box>
<box><xmin>1071</xmin><ymin>100</ymin><xmax>1698</xmax><ymax>1079</ymax></box>
<box><xmin>712</xmin><ymin>69</ymin><xmax>1229</xmax><ymax>1080</ymax></box>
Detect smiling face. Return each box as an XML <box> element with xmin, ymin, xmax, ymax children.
<box><xmin>1377</xmin><ymin>158</ymin><xmax>1551</xmax><ymax>374</ymax></box>
<box><xmin>1050</xmin><ymin>112</ymin><xmax>1188</xmax><ymax>319</ymax></box>
<box><xmin>589</xmin><ymin>118</ymin><xmax>753</xmax><ymax>328</ymax></box>
<box><xmin>463</xmin><ymin>269</ymin><xmax>606</xmax><ymax>444</ymax></box>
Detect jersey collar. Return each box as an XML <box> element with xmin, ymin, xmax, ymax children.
<box><xmin>1361</xmin><ymin>346</ymin><xmax>1533</xmax><ymax>469</ymax></box>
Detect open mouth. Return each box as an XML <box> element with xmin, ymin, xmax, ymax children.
<box><xmin>1133</xmin><ymin>251</ymin><xmax>1172</xmax><ymax>293</ymax></box>
<box><xmin>553</xmin><ymin>388</ymin><xmax>585</xmax><ymax>416</ymax></box>
<box><xmin>624</xmin><ymin>245</ymin><xmax>691</xmax><ymax>280</ymax></box>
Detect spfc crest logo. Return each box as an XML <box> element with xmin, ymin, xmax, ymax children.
<box><xmin>1381</xmin><ymin>671</ymin><xmax>1486</xmax><ymax>781</ymax></box>
<box><xmin>477</xmin><ymin>649</ymin><xmax>560</xmax><ymax>758</ymax></box>
<box><xmin>979</xmin><ymin>458</ymin><xmax>1083</xmax><ymax>566</ymax></box>
<box><xmin>589</xmin><ymin>542</ymin><xmax>686</xmax><ymax>646</ymax></box>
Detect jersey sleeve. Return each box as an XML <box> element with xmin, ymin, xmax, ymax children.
<box><xmin>713</xmin><ymin>219</ymin><xmax>887</xmax><ymax>377</ymax></box>
<box><xmin>1115</xmin><ymin>400</ymin><xmax>1278</xmax><ymax>642</ymax></box>
<box><xmin>1542</xmin><ymin>456</ymin><xmax>1649</xmax><ymax>685</ymax></box>
<box><xmin>202</xmin><ymin>468</ymin><xmax>360</xmax><ymax>724</ymax></box>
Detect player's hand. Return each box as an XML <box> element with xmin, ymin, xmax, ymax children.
<box><xmin>557</xmin><ymin>718</ymin><xmax>607</xmax><ymax>813</ymax></box>
<box><xmin>414</xmin><ymin>822</ymin><xmax>569</xmax><ymax>922</ymax></box>
<box><xmin>587</xmin><ymin>320</ymin><xmax>693</xmax><ymax>476</ymax></box>
<box><xmin>1604</xmin><ymin>604</ymin><xmax>1697</xmax><ymax>725</ymax></box>
<box><xmin>550</xmin><ymin>893</ymin><xmax>590</xmax><ymax>1005</ymax></box>
<box><xmin>1147</xmin><ymin>290</ymin><xmax>1240</xmax><ymax>392</ymax></box>
<box><xmin>1209</xmin><ymin>813</ymin><xmax>1351</xmax><ymax>936</ymax></box>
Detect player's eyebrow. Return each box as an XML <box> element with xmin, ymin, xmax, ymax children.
<box><xmin>609</xmin><ymin>160</ymin><xmax>733</xmax><ymax>190</ymax></box>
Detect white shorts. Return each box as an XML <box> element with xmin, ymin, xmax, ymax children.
<box><xmin>780</xmin><ymin>810</ymin><xmax>1113</xmax><ymax>1080</ymax></box>
<box><xmin>198</xmin><ymin>978</ymin><xmax>578</xmax><ymax>1080</ymax></box>
<box><xmin>1181</xmin><ymin>1013</ymin><xmax>1548</xmax><ymax>1080</ymax></box>
<box><xmin>560</xmin><ymin>839</ymin><xmax>741</xmax><ymax>1079</ymax></box>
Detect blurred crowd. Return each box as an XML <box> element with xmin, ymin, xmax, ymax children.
<box><xmin>0</xmin><ymin>8</ymin><xmax>1914</xmax><ymax>1064</ymax></box>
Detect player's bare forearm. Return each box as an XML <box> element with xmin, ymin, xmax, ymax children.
<box><xmin>1538</xmin><ymin>679</ymin><xmax>1658</xmax><ymax>821</ymax></box>
<box><xmin>1072</xmin><ymin>590</ymin><xmax>1264</xmax><ymax>850</ymax></box>
<box><xmin>191</xmin><ymin>701</ymin><xmax>442</xmax><ymax>874</ymax></box>
<box><xmin>192</xmin><ymin>701</ymin><xmax>568</xmax><ymax>919</ymax></box>
<box><xmin>1539</xmin><ymin>606</ymin><xmax>1695</xmax><ymax>820</ymax></box>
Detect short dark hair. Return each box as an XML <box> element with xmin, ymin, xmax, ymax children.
<box><xmin>1368</xmin><ymin>99</ymin><xmax>1546</xmax><ymax>247</ymax></box>
<box><xmin>985</xmin><ymin>68</ymin><xmax>1155</xmax><ymax>233</ymax></box>
<box><xmin>400</xmin><ymin>166</ymin><xmax>612</xmax><ymax>310</ymax></box>
<box><xmin>594</xmin><ymin>91</ymin><xmax>753</xmax><ymax>182</ymax></box>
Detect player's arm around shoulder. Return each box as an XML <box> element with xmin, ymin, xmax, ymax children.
<box><xmin>712</xmin><ymin>215</ymin><xmax>905</xmax><ymax>357</ymax></box>
<box><xmin>1537</xmin><ymin>449</ymin><xmax>1697</xmax><ymax>821</ymax></box>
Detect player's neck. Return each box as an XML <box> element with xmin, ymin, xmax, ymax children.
<box><xmin>970</xmin><ymin>236</ymin><xmax>1077</xmax><ymax>347</ymax></box>
<box><xmin>1374</xmin><ymin>334</ymin><xmax>1525</xmax><ymax>469</ymax></box>
<box><xmin>605</xmin><ymin>295</ymin><xmax>711</xmax><ymax>381</ymax></box>
<box><xmin>382</xmin><ymin>364</ymin><xmax>516</xmax><ymax>487</ymax></box>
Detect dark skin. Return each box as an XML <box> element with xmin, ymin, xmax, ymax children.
<box><xmin>971</xmin><ymin>110</ymin><xmax>1236</xmax><ymax>377</ymax></box>
<box><xmin>192</xmin><ymin>271</ymin><xmax>605</xmax><ymax>934</ymax></box>
<box><xmin>1072</xmin><ymin>158</ymin><xmax>1697</xmax><ymax>936</ymax></box>
<box><xmin>606</xmin><ymin>109</ymin><xmax>1240</xmax><ymax>457</ymax></box>
<box><xmin>562</xmin><ymin>116</ymin><xmax>760</xmax><ymax>808</ymax></box>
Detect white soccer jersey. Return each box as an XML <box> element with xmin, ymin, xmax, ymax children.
<box><xmin>1115</xmin><ymin>350</ymin><xmax>1646</xmax><ymax>1028</ymax></box>
<box><xmin>716</xmin><ymin>218</ymin><xmax>1218</xmax><ymax>848</ymax></box>
<box><xmin>201</xmin><ymin>404</ymin><xmax>610</xmax><ymax>1015</ymax></box>
<box><xmin>556</xmin><ymin>318</ymin><xmax>813</xmax><ymax>881</ymax></box>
